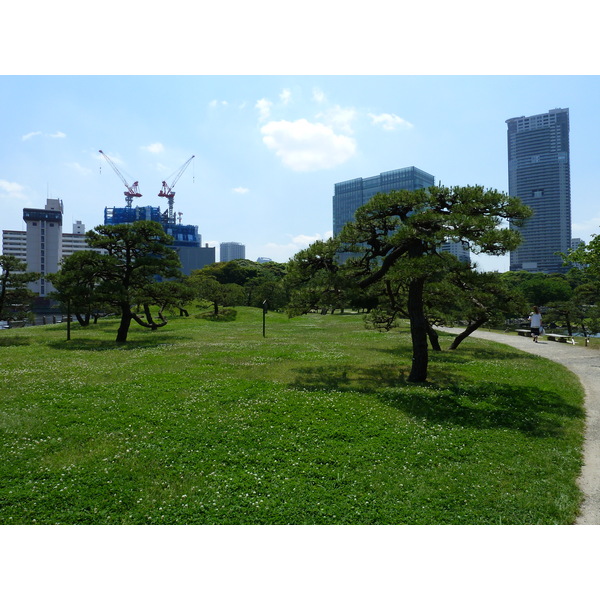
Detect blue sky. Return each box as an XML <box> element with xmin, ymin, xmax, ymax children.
<box><xmin>1</xmin><ymin>2</ymin><xmax>598</xmax><ymax>273</ymax></box>
<box><xmin>2</xmin><ymin>75</ymin><xmax>599</xmax><ymax>271</ymax></box>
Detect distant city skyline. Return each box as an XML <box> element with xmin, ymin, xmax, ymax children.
<box><xmin>2</xmin><ymin>76</ymin><xmax>600</xmax><ymax>273</ymax></box>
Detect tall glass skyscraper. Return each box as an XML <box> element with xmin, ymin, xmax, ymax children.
<box><xmin>332</xmin><ymin>166</ymin><xmax>435</xmax><ymax>237</ymax></box>
<box><xmin>507</xmin><ymin>108</ymin><xmax>571</xmax><ymax>273</ymax></box>
<box><xmin>332</xmin><ymin>166</ymin><xmax>472</xmax><ymax>263</ymax></box>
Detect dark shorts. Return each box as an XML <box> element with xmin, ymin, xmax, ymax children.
<box><xmin>531</xmin><ymin>327</ymin><xmax>540</xmax><ymax>335</ymax></box>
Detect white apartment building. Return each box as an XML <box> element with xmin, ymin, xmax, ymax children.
<box><xmin>220</xmin><ymin>241</ymin><xmax>246</xmax><ymax>262</ymax></box>
<box><xmin>2</xmin><ymin>199</ymin><xmax>93</xmax><ymax>297</ymax></box>
<box><xmin>61</xmin><ymin>221</ymin><xmax>89</xmax><ymax>258</ymax></box>
<box><xmin>1</xmin><ymin>229</ymin><xmax>28</xmax><ymax>262</ymax></box>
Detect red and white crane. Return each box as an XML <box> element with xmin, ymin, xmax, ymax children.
<box><xmin>158</xmin><ymin>155</ymin><xmax>195</xmax><ymax>225</ymax></box>
<box><xmin>99</xmin><ymin>150</ymin><xmax>142</xmax><ymax>208</ymax></box>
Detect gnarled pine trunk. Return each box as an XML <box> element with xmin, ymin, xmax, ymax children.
<box><xmin>426</xmin><ymin>321</ymin><xmax>442</xmax><ymax>351</ymax></box>
<box><xmin>448</xmin><ymin>317</ymin><xmax>488</xmax><ymax>350</ymax></box>
<box><xmin>407</xmin><ymin>277</ymin><xmax>428</xmax><ymax>382</ymax></box>
<box><xmin>116</xmin><ymin>303</ymin><xmax>132</xmax><ymax>343</ymax></box>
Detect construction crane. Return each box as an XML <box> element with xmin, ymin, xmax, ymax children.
<box><xmin>158</xmin><ymin>155</ymin><xmax>195</xmax><ymax>225</ymax></box>
<box><xmin>99</xmin><ymin>150</ymin><xmax>142</xmax><ymax>208</ymax></box>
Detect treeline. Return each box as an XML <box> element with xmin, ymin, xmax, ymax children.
<box><xmin>3</xmin><ymin>185</ymin><xmax>599</xmax><ymax>382</ymax></box>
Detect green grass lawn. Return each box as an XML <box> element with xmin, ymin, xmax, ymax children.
<box><xmin>0</xmin><ymin>308</ymin><xmax>585</xmax><ymax>524</ymax></box>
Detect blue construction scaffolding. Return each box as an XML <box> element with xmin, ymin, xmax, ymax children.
<box><xmin>103</xmin><ymin>205</ymin><xmax>213</xmax><ymax>274</ymax></box>
<box><xmin>104</xmin><ymin>206</ymin><xmax>163</xmax><ymax>226</ymax></box>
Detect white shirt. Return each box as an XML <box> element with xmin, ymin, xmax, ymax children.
<box><xmin>529</xmin><ymin>313</ymin><xmax>542</xmax><ymax>328</ymax></box>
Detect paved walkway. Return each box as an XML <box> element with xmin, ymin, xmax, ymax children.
<box><xmin>438</xmin><ymin>328</ymin><xmax>600</xmax><ymax>525</ymax></box>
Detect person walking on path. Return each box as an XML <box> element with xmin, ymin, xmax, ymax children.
<box><xmin>528</xmin><ymin>306</ymin><xmax>543</xmax><ymax>342</ymax></box>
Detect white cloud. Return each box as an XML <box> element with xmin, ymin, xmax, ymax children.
<box><xmin>264</xmin><ymin>231</ymin><xmax>334</xmax><ymax>261</ymax></box>
<box><xmin>141</xmin><ymin>142</ymin><xmax>165</xmax><ymax>154</ymax></box>
<box><xmin>233</xmin><ymin>187</ymin><xmax>249</xmax><ymax>194</ymax></box>
<box><xmin>260</xmin><ymin>119</ymin><xmax>356</xmax><ymax>172</ymax></box>
<box><xmin>256</xmin><ymin>98</ymin><xmax>273</xmax><ymax>121</ymax></box>
<box><xmin>279</xmin><ymin>88</ymin><xmax>292</xmax><ymax>104</ymax></box>
<box><xmin>22</xmin><ymin>131</ymin><xmax>42</xmax><ymax>141</ymax></box>
<box><xmin>368</xmin><ymin>113</ymin><xmax>414</xmax><ymax>131</ymax></box>
<box><xmin>0</xmin><ymin>179</ymin><xmax>26</xmax><ymax>199</ymax></box>
<box><xmin>312</xmin><ymin>88</ymin><xmax>326</xmax><ymax>103</ymax></box>
<box><xmin>65</xmin><ymin>162</ymin><xmax>92</xmax><ymax>176</ymax></box>
<box><xmin>22</xmin><ymin>130</ymin><xmax>66</xmax><ymax>141</ymax></box>
<box><xmin>209</xmin><ymin>99</ymin><xmax>229</xmax><ymax>108</ymax></box>
<box><xmin>291</xmin><ymin>232</ymin><xmax>333</xmax><ymax>246</ymax></box>
<box><xmin>316</xmin><ymin>105</ymin><xmax>357</xmax><ymax>134</ymax></box>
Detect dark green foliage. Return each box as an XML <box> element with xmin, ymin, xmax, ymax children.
<box><xmin>48</xmin><ymin>251</ymin><xmax>110</xmax><ymax>326</ymax></box>
<box><xmin>192</xmin><ymin>259</ymin><xmax>289</xmax><ymax>312</ymax></box>
<box><xmin>285</xmin><ymin>238</ymin><xmax>355</xmax><ymax>316</ymax></box>
<box><xmin>565</xmin><ymin>233</ymin><xmax>600</xmax><ymax>279</ymax></box>
<box><xmin>0</xmin><ymin>255</ymin><xmax>38</xmax><ymax>321</ymax></box>
<box><xmin>501</xmin><ymin>271</ymin><xmax>573</xmax><ymax>306</ymax></box>
<box><xmin>54</xmin><ymin>221</ymin><xmax>183</xmax><ymax>342</ymax></box>
<box><xmin>189</xmin><ymin>273</ymin><xmax>245</xmax><ymax>316</ymax></box>
<box><xmin>289</xmin><ymin>185</ymin><xmax>532</xmax><ymax>382</ymax></box>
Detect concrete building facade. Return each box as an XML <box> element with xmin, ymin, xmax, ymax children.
<box><xmin>61</xmin><ymin>221</ymin><xmax>89</xmax><ymax>259</ymax></box>
<box><xmin>1</xmin><ymin>230</ymin><xmax>28</xmax><ymax>263</ymax></box>
<box><xmin>2</xmin><ymin>203</ymin><xmax>97</xmax><ymax>297</ymax></box>
<box><xmin>220</xmin><ymin>242</ymin><xmax>246</xmax><ymax>262</ymax></box>
<box><xmin>22</xmin><ymin>198</ymin><xmax>64</xmax><ymax>296</ymax></box>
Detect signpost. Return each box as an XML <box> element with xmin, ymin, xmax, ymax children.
<box><xmin>66</xmin><ymin>299</ymin><xmax>71</xmax><ymax>341</ymax></box>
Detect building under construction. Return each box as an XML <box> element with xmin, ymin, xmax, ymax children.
<box><xmin>100</xmin><ymin>151</ymin><xmax>215</xmax><ymax>274</ymax></box>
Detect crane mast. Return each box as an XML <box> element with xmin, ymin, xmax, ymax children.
<box><xmin>158</xmin><ymin>155</ymin><xmax>195</xmax><ymax>225</ymax></box>
<box><xmin>99</xmin><ymin>150</ymin><xmax>142</xmax><ymax>208</ymax></box>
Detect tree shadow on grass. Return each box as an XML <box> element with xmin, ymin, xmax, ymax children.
<box><xmin>291</xmin><ymin>363</ymin><xmax>407</xmax><ymax>393</ymax></box>
<box><xmin>47</xmin><ymin>333</ymin><xmax>191</xmax><ymax>352</ymax></box>
<box><xmin>379</xmin><ymin>382</ymin><xmax>583</xmax><ymax>438</ymax></box>
<box><xmin>290</xmin><ymin>363</ymin><xmax>583</xmax><ymax>438</ymax></box>
<box><xmin>375</xmin><ymin>345</ymin><xmax>535</xmax><ymax>365</ymax></box>
<box><xmin>0</xmin><ymin>335</ymin><xmax>31</xmax><ymax>347</ymax></box>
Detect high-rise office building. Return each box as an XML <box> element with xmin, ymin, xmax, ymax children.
<box><xmin>220</xmin><ymin>242</ymin><xmax>245</xmax><ymax>262</ymax></box>
<box><xmin>22</xmin><ymin>198</ymin><xmax>64</xmax><ymax>297</ymax></box>
<box><xmin>2</xmin><ymin>202</ymin><xmax>99</xmax><ymax>298</ymax></box>
<box><xmin>333</xmin><ymin>166</ymin><xmax>435</xmax><ymax>237</ymax></box>
<box><xmin>332</xmin><ymin>166</ymin><xmax>469</xmax><ymax>263</ymax></box>
<box><xmin>507</xmin><ymin>108</ymin><xmax>571</xmax><ymax>273</ymax></box>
